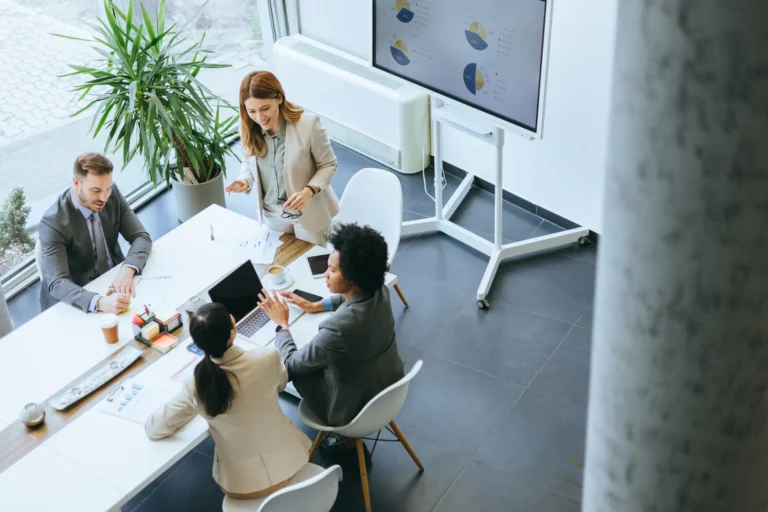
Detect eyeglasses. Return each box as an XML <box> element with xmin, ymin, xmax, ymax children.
<box><xmin>281</xmin><ymin>209</ymin><xmax>303</xmax><ymax>220</ymax></box>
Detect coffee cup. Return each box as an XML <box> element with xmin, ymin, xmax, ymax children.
<box><xmin>100</xmin><ymin>314</ymin><xmax>119</xmax><ymax>344</ymax></box>
<box><xmin>266</xmin><ymin>265</ymin><xmax>289</xmax><ymax>287</ymax></box>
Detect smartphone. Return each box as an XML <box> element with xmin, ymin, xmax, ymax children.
<box><xmin>187</xmin><ymin>343</ymin><xmax>204</xmax><ymax>356</ymax></box>
<box><xmin>292</xmin><ymin>289</ymin><xmax>323</xmax><ymax>303</ymax></box>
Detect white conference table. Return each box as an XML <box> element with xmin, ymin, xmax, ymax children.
<box><xmin>0</xmin><ymin>204</ymin><xmax>397</xmax><ymax>511</ymax></box>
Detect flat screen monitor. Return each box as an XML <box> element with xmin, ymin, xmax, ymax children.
<box><xmin>372</xmin><ymin>0</ymin><xmax>549</xmax><ymax>134</ymax></box>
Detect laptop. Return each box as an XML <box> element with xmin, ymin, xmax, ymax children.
<box><xmin>208</xmin><ymin>261</ymin><xmax>302</xmax><ymax>341</ymax></box>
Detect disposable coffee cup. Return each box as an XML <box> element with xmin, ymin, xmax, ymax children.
<box><xmin>266</xmin><ymin>265</ymin><xmax>289</xmax><ymax>287</ymax></box>
<box><xmin>100</xmin><ymin>314</ymin><xmax>119</xmax><ymax>344</ymax></box>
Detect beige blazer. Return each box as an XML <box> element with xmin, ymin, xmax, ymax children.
<box><xmin>145</xmin><ymin>346</ymin><xmax>312</xmax><ymax>495</ymax></box>
<box><xmin>238</xmin><ymin>113</ymin><xmax>340</xmax><ymax>233</ymax></box>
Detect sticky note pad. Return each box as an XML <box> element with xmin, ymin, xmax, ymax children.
<box><xmin>141</xmin><ymin>321</ymin><xmax>160</xmax><ymax>342</ymax></box>
<box><xmin>154</xmin><ymin>304</ymin><xmax>183</xmax><ymax>333</ymax></box>
<box><xmin>151</xmin><ymin>333</ymin><xmax>178</xmax><ymax>354</ymax></box>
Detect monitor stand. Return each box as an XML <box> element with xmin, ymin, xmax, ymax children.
<box><xmin>402</xmin><ymin>100</ymin><xmax>590</xmax><ymax>309</ymax></box>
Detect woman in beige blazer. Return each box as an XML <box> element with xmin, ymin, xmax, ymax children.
<box><xmin>145</xmin><ymin>303</ymin><xmax>312</xmax><ymax>499</ymax></box>
<box><xmin>226</xmin><ymin>71</ymin><xmax>340</xmax><ymax>246</ymax></box>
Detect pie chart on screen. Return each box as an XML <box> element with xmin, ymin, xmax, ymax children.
<box><xmin>463</xmin><ymin>63</ymin><xmax>485</xmax><ymax>95</ymax></box>
<box><xmin>465</xmin><ymin>21</ymin><xmax>488</xmax><ymax>50</ymax></box>
<box><xmin>390</xmin><ymin>40</ymin><xmax>410</xmax><ymax>66</ymax></box>
<box><xmin>396</xmin><ymin>0</ymin><xmax>414</xmax><ymax>23</ymax></box>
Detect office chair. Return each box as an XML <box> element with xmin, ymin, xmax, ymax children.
<box><xmin>300</xmin><ymin>360</ymin><xmax>424</xmax><ymax>512</ymax></box>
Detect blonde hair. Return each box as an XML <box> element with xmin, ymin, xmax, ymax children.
<box><xmin>239</xmin><ymin>71</ymin><xmax>303</xmax><ymax>158</ymax></box>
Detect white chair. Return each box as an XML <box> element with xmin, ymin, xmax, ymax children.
<box><xmin>34</xmin><ymin>238</ymin><xmax>43</xmax><ymax>279</ymax></box>
<box><xmin>334</xmin><ymin>168</ymin><xmax>409</xmax><ymax>307</ymax></box>
<box><xmin>301</xmin><ymin>360</ymin><xmax>424</xmax><ymax>512</ymax></box>
<box><xmin>222</xmin><ymin>463</ymin><xmax>343</xmax><ymax>512</ymax></box>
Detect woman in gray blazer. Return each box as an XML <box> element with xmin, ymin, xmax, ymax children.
<box><xmin>225</xmin><ymin>71</ymin><xmax>340</xmax><ymax>246</ymax></box>
<box><xmin>259</xmin><ymin>224</ymin><xmax>405</xmax><ymax>439</ymax></box>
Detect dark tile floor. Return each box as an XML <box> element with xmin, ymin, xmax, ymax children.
<box><xmin>8</xmin><ymin>142</ymin><xmax>596</xmax><ymax>511</ymax></box>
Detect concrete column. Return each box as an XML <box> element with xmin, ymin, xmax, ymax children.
<box><xmin>583</xmin><ymin>1</ymin><xmax>768</xmax><ymax>511</ymax></box>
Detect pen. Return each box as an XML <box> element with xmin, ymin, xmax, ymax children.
<box><xmin>210</xmin><ymin>225</ymin><xmax>214</xmax><ymax>241</ymax></box>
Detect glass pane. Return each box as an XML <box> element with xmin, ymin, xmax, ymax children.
<box><xmin>0</xmin><ymin>0</ymin><xmax>146</xmax><ymax>279</ymax></box>
<box><xmin>163</xmin><ymin>0</ymin><xmax>269</xmax><ymax>101</ymax></box>
<box><xmin>0</xmin><ymin>0</ymin><xmax>271</xmax><ymax>280</ymax></box>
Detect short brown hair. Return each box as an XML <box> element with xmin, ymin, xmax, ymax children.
<box><xmin>74</xmin><ymin>153</ymin><xmax>113</xmax><ymax>178</ymax></box>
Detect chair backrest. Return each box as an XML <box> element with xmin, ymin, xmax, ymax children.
<box><xmin>34</xmin><ymin>239</ymin><xmax>43</xmax><ymax>279</ymax></box>
<box><xmin>335</xmin><ymin>168</ymin><xmax>403</xmax><ymax>266</ymax></box>
<box><xmin>258</xmin><ymin>464</ymin><xmax>342</xmax><ymax>512</ymax></box>
<box><xmin>336</xmin><ymin>360</ymin><xmax>423</xmax><ymax>439</ymax></box>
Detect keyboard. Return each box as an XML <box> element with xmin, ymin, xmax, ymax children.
<box><xmin>51</xmin><ymin>345</ymin><xmax>143</xmax><ymax>410</ymax></box>
<box><xmin>238</xmin><ymin>309</ymin><xmax>271</xmax><ymax>338</ymax></box>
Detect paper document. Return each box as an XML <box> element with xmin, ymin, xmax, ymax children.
<box><xmin>100</xmin><ymin>379</ymin><xmax>181</xmax><ymax>425</ymax></box>
<box><xmin>135</xmin><ymin>275</ymin><xmax>174</xmax><ymax>304</ymax></box>
<box><xmin>235</xmin><ymin>226</ymin><xmax>284</xmax><ymax>264</ymax></box>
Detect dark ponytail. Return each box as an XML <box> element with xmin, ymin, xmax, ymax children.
<box><xmin>190</xmin><ymin>303</ymin><xmax>239</xmax><ymax>417</ymax></box>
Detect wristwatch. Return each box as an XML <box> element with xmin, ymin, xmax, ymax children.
<box><xmin>275</xmin><ymin>325</ymin><xmax>283</xmax><ymax>333</ymax></box>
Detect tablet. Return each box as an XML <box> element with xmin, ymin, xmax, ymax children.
<box><xmin>307</xmin><ymin>254</ymin><xmax>329</xmax><ymax>279</ymax></box>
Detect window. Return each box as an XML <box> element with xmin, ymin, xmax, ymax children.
<box><xmin>158</xmin><ymin>0</ymin><xmax>270</xmax><ymax>100</ymax></box>
<box><xmin>0</xmin><ymin>0</ymin><xmax>275</xmax><ymax>295</ymax></box>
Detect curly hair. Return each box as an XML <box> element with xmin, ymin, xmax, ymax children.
<box><xmin>328</xmin><ymin>223</ymin><xmax>389</xmax><ymax>293</ymax></box>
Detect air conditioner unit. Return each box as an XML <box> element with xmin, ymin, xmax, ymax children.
<box><xmin>274</xmin><ymin>35</ymin><xmax>430</xmax><ymax>175</ymax></box>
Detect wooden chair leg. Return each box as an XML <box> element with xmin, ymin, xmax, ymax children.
<box><xmin>389</xmin><ymin>421</ymin><xmax>424</xmax><ymax>471</ymax></box>
<box><xmin>356</xmin><ymin>439</ymin><xmax>372</xmax><ymax>512</ymax></box>
<box><xmin>308</xmin><ymin>431</ymin><xmax>327</xmax><ymax>462</ymax></box>
<box><xmin>393</xmin><ymin>283</ymin><xmax>409</xmax><ymax>308</ymax></box>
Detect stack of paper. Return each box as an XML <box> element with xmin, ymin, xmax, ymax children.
<box><xmin>235</xmin><ymin>226</ymin><xmax>284</xmax><ymax>264</ymax></box>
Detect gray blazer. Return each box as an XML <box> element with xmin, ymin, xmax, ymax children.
<box><xmin>38</xmin><ymin>185</ymin><xmax>152</xmax><ymax>312</ymax></box>
<box><xmin>275</xmin><ymin>286</ymin><xmax>405</xmax><ymax>426</ymax></box>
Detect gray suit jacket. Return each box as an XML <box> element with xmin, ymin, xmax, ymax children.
<box><xmin>275</xmin><ymin>286</ymin><xmax>405</xmax><ymax>426</ymax></box>
<box><xmin>38</xmin><ymin>185</ymin><xmax>152</xmax><ymax>312</ymax></box>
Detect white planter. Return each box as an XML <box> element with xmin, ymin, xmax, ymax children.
<box><xmin>171</xmin><ymin>170</ymin><xmax>227</xmax><ymax>223</ymax></box>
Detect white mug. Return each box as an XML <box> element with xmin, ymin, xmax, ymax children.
<box><xmin>266</xmin><ymin>265</ymin><xmax>289</xmax><ymax>287</ymax></box>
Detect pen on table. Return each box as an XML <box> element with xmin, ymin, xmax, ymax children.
<box><xmin>210</xmin><ymin>225</ymin><xmax>215</xmax><ymax>241</ymax></box>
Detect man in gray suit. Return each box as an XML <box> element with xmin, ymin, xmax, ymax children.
<box><xmin>259</xmin><ymin>223</ymin><xmax>405</xmax><ymax>430</ymax></box>
<box><xmin>38</xmin><ymin>153</ymin><xmax>152</xmax><ymax>313</ymax></box>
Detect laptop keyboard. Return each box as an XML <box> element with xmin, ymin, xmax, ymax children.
<box><xmin>239</xmin><ymin>309</ymin><xmax>271</xmax><ymax>338</ymax></box>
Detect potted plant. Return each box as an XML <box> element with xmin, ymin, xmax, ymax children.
<box><xmin>57</xmin><ymin>0</ymin><xmax>239</xmax><ymax>222</ymax></box>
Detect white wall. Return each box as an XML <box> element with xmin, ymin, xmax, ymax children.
<box><xmin>297</xmin><ymin>0</ymin><xmax>371</xmax><ymax>61</ymax></box>
<box><xmin>297</xmin><ymin>0</ymin><xmax>617</xmax><ymax>234</ymax></box>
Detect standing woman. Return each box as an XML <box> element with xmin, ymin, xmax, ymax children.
<box><xmin>226</xmin><ymin>71</ymin><xmax>340</xmax><ymax>246</ymax></box>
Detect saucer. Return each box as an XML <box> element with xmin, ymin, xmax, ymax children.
<box><xmin>267</xmin><ymin>275</ymin><xmax>294</xmax><ymax>291</ymax></box>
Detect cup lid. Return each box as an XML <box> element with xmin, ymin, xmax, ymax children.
<box><xmin>20</xmin><ymin>402</ymin><xmax>43</xmax><ymax>422</ymax></box>
<box><xmin>100</xmin><ymin>314</ymin><xmax>119</xmax><ymax>328</ymax></box>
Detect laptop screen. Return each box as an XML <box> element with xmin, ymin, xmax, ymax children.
<box><xmin>208</xmin><ymin>261</ymin><xmax>263</xmax><ymax>322</ymax></box>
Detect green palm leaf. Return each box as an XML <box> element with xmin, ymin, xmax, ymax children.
<box><xmin>54</xmin><ymin>0</ymin><xmax>236</xmax><ymax>186</ymax></box>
